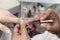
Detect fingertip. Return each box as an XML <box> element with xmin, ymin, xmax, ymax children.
<box><xmin>41</xmin><ymin>23</ymin><xmax>47</xmax><ymax>28</ymax></box>
<box><xmin>40</xmin><ymin>17</ymin><xmax>44</xmax><ymax>20</ymax></box>
<box><xmin>47</xmin><ymin>8</ymin><xmax>52</xmax><ymax>11</ymax></box>
<box><xmin>46</xmin><ymin>8</ymin><xmax>53</xmax><ymax>13</ymax></box>
<box><xmin>13</xmin><ymin>24</ymin><xmax>20</xmax><ymax>33</ymax></box>
<box><xmin>6</xmin><ymin>29</ymin><xmax>12</xmax><ymax>34</ymax></box>
<box><xmin>40</xmin><ymin>23</ymin><xmax>51</xmax><ymax>30</ymax></box>
<box><xmin>34</xmin><ymin>14</ymin><xmax>40</xmax><ymax>20</ymax></box>
<box><xmin>15</xmin><ymin>24</ymin><xmax>19</xmax><ymax>28</ymax></box>
<box><xmin>0</xmin><ymin>23</ymin><xmax>12</xmax><ymax>34</ymax></box>
<box><xmin>20</xmin><ymin>18</ymin><xmax>26</xmax><ymax>29</ymax></box>
<box><xmin>20</xmin><ymin>19</ymin><xmax>24</xmax><ymax>25</ymax></box>
<box><xmin>40</xmin><ymin>11</ymin><xmax>46</xmax><ymax>20</ymax></box>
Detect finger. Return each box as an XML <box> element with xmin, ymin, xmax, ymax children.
<box><xmin>9</xmin><ymin>13</ymin><xmax>17</xmax><ymax>18</ymax></box>
<box><xmin>0</xmin><ymin>8</ymin><xmax>19</xmax><ymax>23</ymax></box>
<box><xmin>20</xmin><ymin>19</ymin><xmax>29</xmax><ymax>36</ymax></box>
<box><xmin>40</xmin><ymin>23</ymin><xmax>51</xmax><ymax>31</ymax></box>
<box><xmin>13</xmin><ymin>24</ymin><xmax>20</xmax><ymax>35</ymax></box>
<box><xmin>0</xmin><ymin>17</ymin><xmax>19</xmax><ymax>23</ymax></box>
<box><xmin>5</xmin><ymin>10</ymin><xmax>17</xmax><ymax>17</ymax></box>
<box><xmin>0</xmin><ymin>8</ymin><xmax>16</xmax><ymax>17</ymax></box>
<box><xmin>0</xmin><ymin>23</ymin><xmax>12</xmax><ymax>34</ymax></box>
<box><xmin>26</xmin><ymin>15</ymin><xmax>40</xmax><ymax>24</ymax></box>
<box><xmin>40</xmin><ymin>8</ymin><xmax>52</xmax><ymax>20</ymax></box>
<box><xmin>34</xmin><ymin>14</ymin><xmax>40</xmax><ymax>21</ymax></box>
<box><xmin>9</xmin><ymin>17</ymin><xmax>19</xmax><ymax>23</ymax></box>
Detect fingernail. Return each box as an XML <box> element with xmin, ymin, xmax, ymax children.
<box><xmin>34</xmin><ymin>15</ymin><xmax>39</xmax><ymax>20</ymax></box>
<box><xmin>35</xmin><ymin>15</ymin><xmax>38</xmax><ymax>17</ymax></box>
<box><xmin>20</xmin><ymin>19</ymin><xmax>26</xmax><ymax>26</ymax></box>
<box><xmin>6</xmin><ymin>30</ymin><xmax>12</xmax><ymax>34</ymax></box>
<box><xmin>20</xmin><ymin>20</ymin><xmax>24</xmax><ymax>25</ymax></box>
<box><xmin>40</xmin><ymin>17</ymin><xmax>44</xmax><ymax>20</ymax></box>
<box><xmin>41</xmin><ymin>24</ymin><xmax>46</xmax><ymax>27</ymax></box>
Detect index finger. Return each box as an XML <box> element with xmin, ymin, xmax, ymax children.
<box><xmin>13</xmin><ymin>24</ymin><xmax>20</xmax><ymax>34</ymax></box>
<box><xmin>40</xmin><ymin>8</ymin><xmax>52</xmax><ymax>20</ymax></box>
<box><xmin>20</xmin><ymin>18</ymin><xmax>29</xmax><ymax>36</ymax></box>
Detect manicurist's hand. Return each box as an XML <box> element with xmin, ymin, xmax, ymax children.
<box><xmin>39</xmin><ymin>9</ymin><xmax>60</xmax><ymax>33</ymax></box>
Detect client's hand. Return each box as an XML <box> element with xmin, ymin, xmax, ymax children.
<box><xmin>12</xmin><ymin>19</ymin><xmax>31</xmax><ymax>40</ymax></box>
<box><xmin>0</xmin><ymin>8</ymin><xmax>19</xmax><ymax>23</ymax></box>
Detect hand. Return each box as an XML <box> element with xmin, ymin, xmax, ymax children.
<box><xmin>0</xmin><ymin>8</ymin><xmax>19</xmax><ymax>40</ymax></box>
<box><xmin>39</xmin><ymin>9</ymin><xmax>60</xmax><ymax>34</ymax></box>
<box><xmin>12</xmin><ymin>19</ymin><xmax>31</xmax><ymax>40</ymax></box>
<box><xmin>0</xmin><ymin>23</ymin><xmax>12</xmax><ymax>40</ymax></box>
<box><xmin>0</xmin><ymin>23</ymin><xmax>11</xmax><ymax>33</ymax></box>
<box><xmin>0</xmin><ymin>8</ymin><xmax>19</xmax><ymax>23</ymax></box>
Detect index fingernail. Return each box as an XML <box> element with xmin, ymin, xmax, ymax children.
<box><xmin>20</xmin><ymin>20</ymin><xmax>24</xmax><ymax>25</ymax></box>
<box><xmin>40</xmin><ymin>17</ymin><xmax>44</xmax><ymax>20</ymax></box>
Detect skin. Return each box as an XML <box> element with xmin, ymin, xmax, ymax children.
<box><xmin>0</xmin><ymin>8</ymin><xmax>19</xmax><ymax>35</ymax></box>
<box><xmin>12</xmin><ymin>8</ymin><xmax>60</xmax><ymax>40</ymax></box>
<box><xmin>12</xmin><ymin>19</ymin><xmax>30</xmax><ymax>40</ymax></box>
<box><xmin>40</xmin><ymin>9</ymin><xmax>60</xmax><ymax>34</ymax></box>
<box><xmin>0</xmin><ymin>8</ymin><xmax>19</xmax><ymax>23</ymax></box>
<box><xmin>0</xmin><ymin>8</ymin><xmax>30</xmax><ymax>40</ymax></box>
<box><xmin>0</xmin><ymin>8</ymin><xmax>60</xmax><ymax>40</ymax></box>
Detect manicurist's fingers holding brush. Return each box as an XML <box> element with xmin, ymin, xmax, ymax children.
<box><xmin>39</xmin><ymin>9</ymin><xmax>60</xmax><ymax>34</ymax></box>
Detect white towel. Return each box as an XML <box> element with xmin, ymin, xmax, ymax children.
<box><xmin>31</xmin><ymin>31</ymin><xmax>60</xmax><ymax>40</ymax></box>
